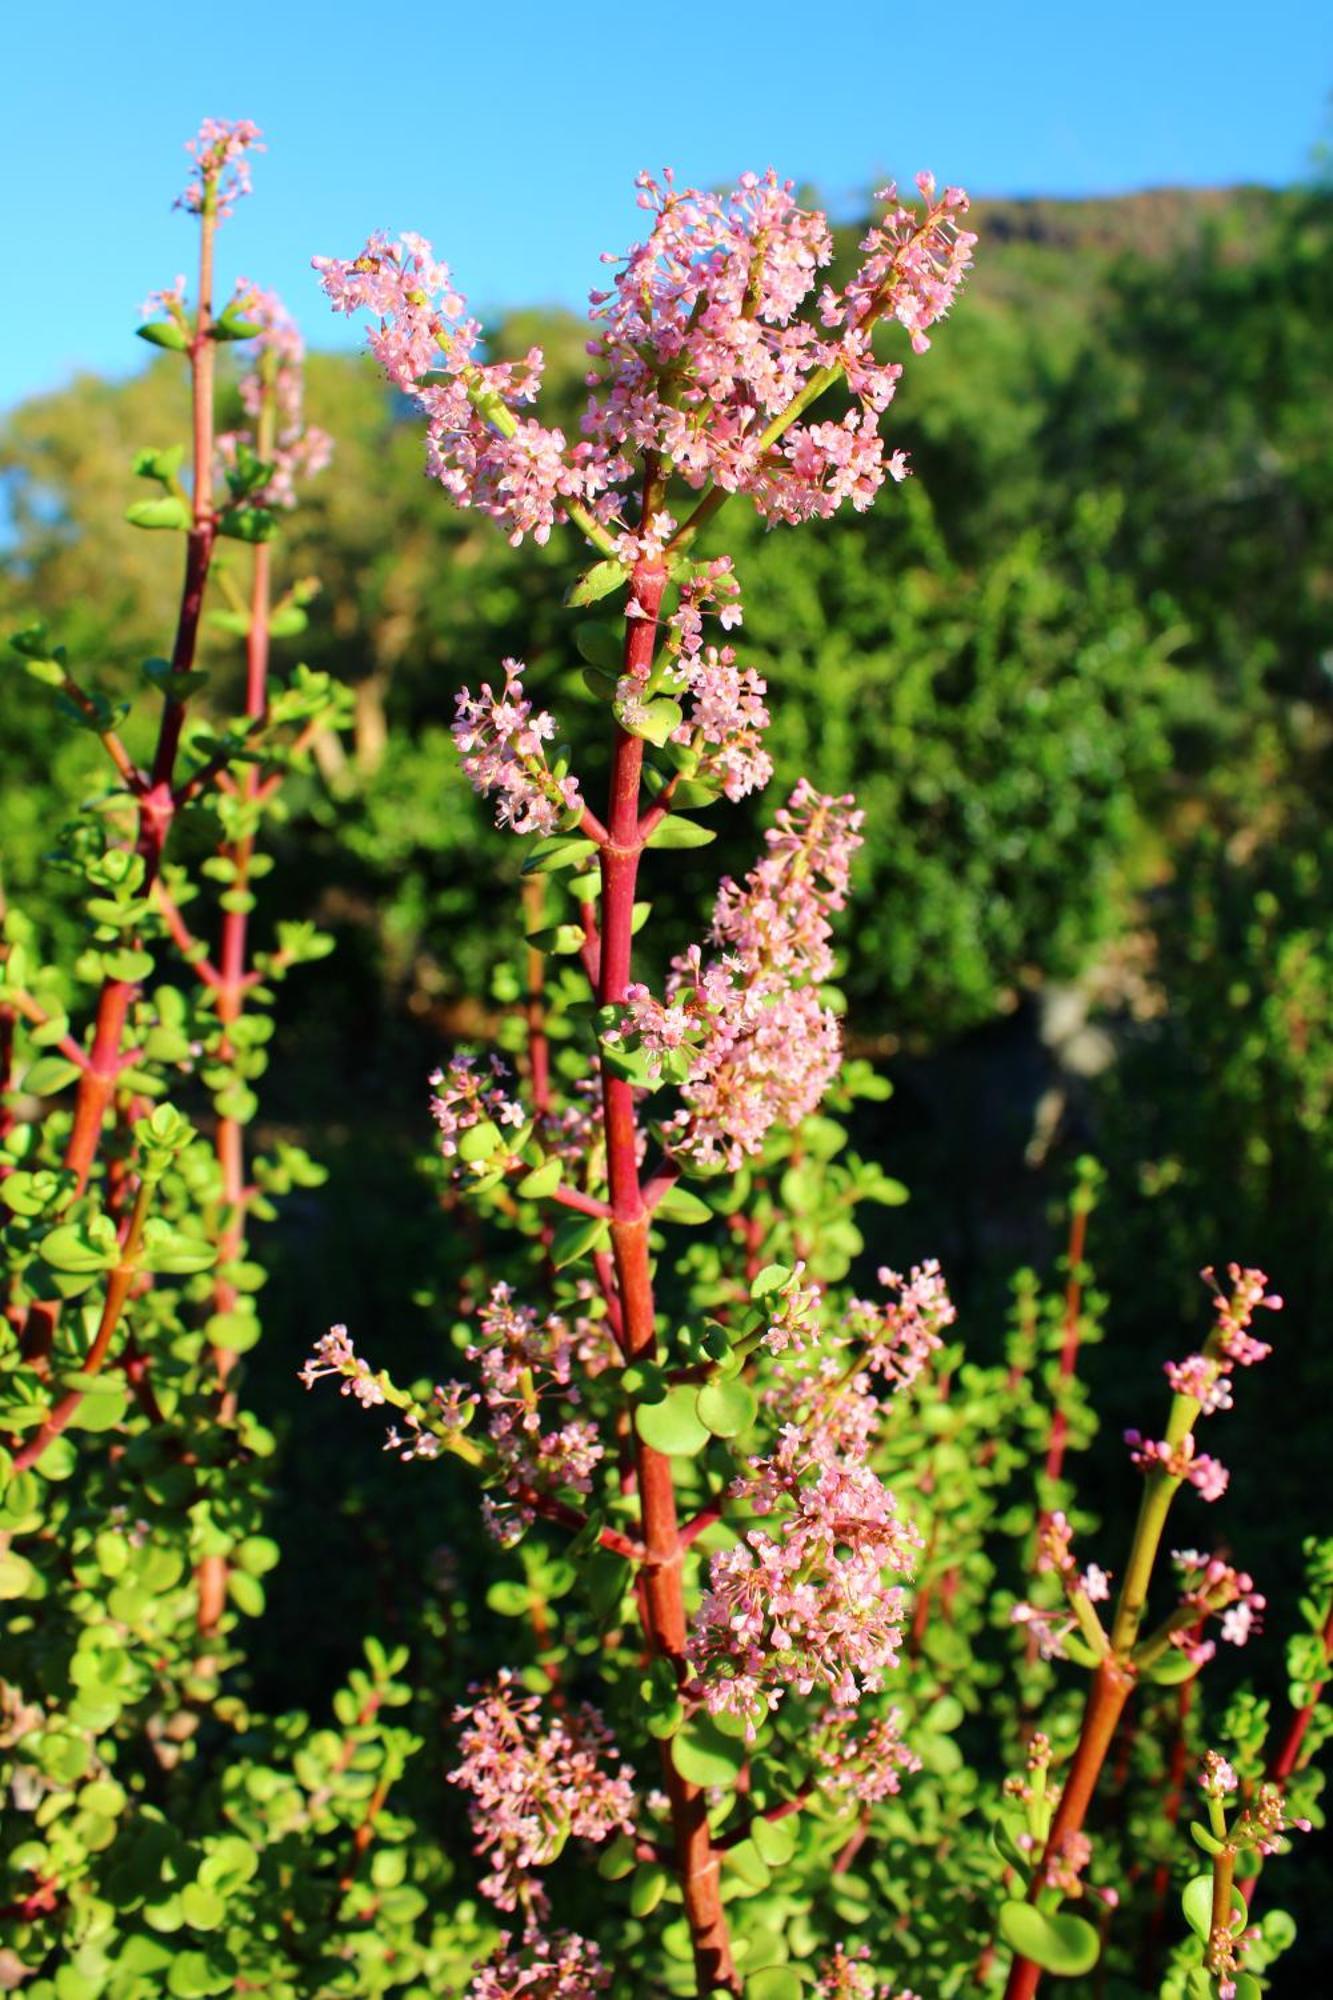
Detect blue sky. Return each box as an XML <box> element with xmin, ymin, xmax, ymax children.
<box><xmin>2</xmin><ymin>0</ymin><xmax>1328</xmax><ymax>410</ymax></box>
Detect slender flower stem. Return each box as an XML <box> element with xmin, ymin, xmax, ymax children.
<box><xmin>1044</xmin><ymin>1199</ymin><xmax>1090</xmax><ymax>1489</ymax></box>
<box><xmin>197</xmin><ymin>368</ymin><xmax>275</xmax><ymax>1635</ymax></box>
<box><xmin>51</xmin><ymin>678</ymin><xmax>142</xmax><ymax>790</ymax></box>
<box><xmin>151</xmin><ymin>881</ymin><xmax>221</xmax><ymax>985</ymax></box>
<box><xmin>522</xmin><ymin>878</ymin><xmax>552</xmax><ymax>1116</ymax></box>
<box><xmin>1268</xmin><ymin>1602</ymin><xmax>1333</xmax><ymax>1783</ymax></box>
<box><xmin>597</xmin><ymin>558</ymin><xmax>736</xmax><ymax>1997</ymax></box>
<box><xmin>717</xmin><ymin>1790</ymin><xmax>812</xmax><ymax>1850</ymax></box>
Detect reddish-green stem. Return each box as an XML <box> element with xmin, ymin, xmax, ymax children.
<box><xmin>13</xmin><ymin>1178</ymin><xmax>152</xmax><ymax>1472</ymax></box>
<box><xmin>63</xmin><ymin>201</ymin><xmax>220</xmax><ymax>1201</ymax></box>
<box><xmin>1044</xmin><ymin>1201</ymin><xmax>1090</xmax><ymax>1489</ymax></box>
<box><xmin>1003</xmin><ymin>1660</ymin><xmax>1136</xmax><ymax>2000</ymax></box>
<box><xmin>1003</xmin><ymin>1375</ymin><xmax>1202</xmax><ymax>1995</ymax></box>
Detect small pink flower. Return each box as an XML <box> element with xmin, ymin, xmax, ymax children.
<box><xmin>1080</xmin><ymin>1563</ymin><xmax>1112</xmax><ymax>1604</ymax></box>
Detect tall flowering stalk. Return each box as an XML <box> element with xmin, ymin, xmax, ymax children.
<box><xmin>0</xmin><ymin>123</ymin><xmax>349</xmax><ymax>1973</ymax></box>
<box><xmin>308</xmin><ymin>166</ymin><xmax>975</xmax><ymax>1993</ymax></box>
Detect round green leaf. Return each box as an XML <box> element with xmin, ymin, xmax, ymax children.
<box><xmin>750</xmin><ymin>1814</ymin><xmax>799</xmax><ymax>1867</ymax></box>
<box><xmin>0</xmin><ymin>1551</ymin><xmax>36</xmax><ymax>1599</ymax></box>
<box><xmin>746</xmin><ymin>1970</ymin><xmax>805</xmax><ymax>2000</ymax></box>
<box><xmin>630</xmin><ymin>1862</ymin><xmax>669</xmax><ymax>1917</ymax></box>
<box><xmin>672</xmin><ymin>1717</ymin><xmax>746</xmax><ymax>1789</ymax></box>
<box><xmin>727</xmin><ymin>1838</ymin><xmax>772</xmax><ymax>1891</ymax></box>
<box><xmin>180</xmin><ymin>1882</ymin><xmax>226</xmax><ymax>1930</ymax></box>
<box><xmin>1182</xmin><ymin>1871</ymin><xmax>1247</xmax><ymax>1942</ymax></box>
<box><xmin>516</xmin><ymin>1158</ymin><xmax>563</xmax><ymax>1199</ymax></box>
<box><xmin>998</xmin><ymin>1901</ymin><xmax>1101</xmax><ymax>1976</ymax></box>
<box><xmin>696</xmin><ymin>1378</ymin><xmax>757</xmax><ymax>1439</ymax></box>
<box><xmin>457</xmin><ymin>1119</ymin><xmax>502</xmax><ymax>1163</ymax></box>
<box><xmin>636</xmin><ymin>1385</ymin><xmax>710</xmax><ymax>1457</ymax></box>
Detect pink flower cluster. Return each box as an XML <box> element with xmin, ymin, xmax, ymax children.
<box><xmin>299</xmin><ymin>1324</ymin><xmax>383</xmax><ymax>1408</ymax></box>
<box><xmin>299</xmin><ymin>1327</ymin><xmax>478</xmax><ymax>1460</ymax></box>
<box><xmin>1130</xmin><ymin>1263</ymin><xmax>1281</xmax><ymax>1510</ymax></box>
<box><xmin>621</xmin><ymin>781</ymin><xmax>863</xmax><ymax>1169</ymax></box>
<box><xmin>760</xmin><ymin>1263</ymin><xmax>824</xmax><ymax>1356</ymax></box>
<box><xmin>1199</xmin><ymin>1748</ymin><xmax>1238</xmax><ymax>1800</ymax></box>
<box><xmin>815</xmin><ymin>1705</ymin><xmax>921</xmax><ymax>1807</ymax></box>
<box><xmin>448</xmin><ymin>1673</ymin><xmax>635</xmax><ymax>1914</ymax></box>
<box><xmin>430</xmin><ymin>1052</ymin><xmax>527</xmax><ymax>1164</ymax></box>
<box><xmin>452</xmin><ymin>662</ymin><xmax>584</xmax><ymax>836</ymax></box>
<box><xmin>837</xmin><ymin>172</ymin><xmax>976</xmax><ymax>358</ymax></box>
<box><xmin>216</xmin><ymin>286</ymin><xmax>333</xmax><ymax>508</ymax></box>
<box><xmin>670</xmin><ymin>644</ymin><xmax>773</xmax><ymax>801</ymax></box>
<box><xmin>1228</xmin><ymin>1780</ymin><xmax>1311</xmax><ymax>1857</ymax></box>
<box><xmin>314</xmin><ymin>232</ymin><xmax>623</xmax><ymax>546</ymax></box>
<box><xmin>766</xmin><ymin>1352</ymin><xmax>882</xmax><ymax>1467</ymax></box>
<box><xmin>840</xmin><ymin>1260</ymin><xmax>956</xmax><ymax>1392</ymax></box>
<box><xmin>1164</xmin><ymin>1263</ymin><xmax>1281</xmax><ymax>1413</ymax></box>
<box><xmin>1169</xmin><ymin>1550</ymin><xmax>1266</xmax><ymax>1662</ymax></box>
<box><xmin>383</xmin><ymin>1381</ymin><xmax>477</xmax><ymax>1463</ymax></box>
<box><xmin>1206</xmin><ymin>1262</ymin><xmax>1281</xmax><ymax>1365</ymax></box>
<box><xmin>585</xmin><ymin>168</ymin><xmax>973</xmax><ymax>525</ymax></box>
<box><xmin>468</xmin><ymin>1930</ymin><xmax>610</xmax><ymax>1999</ymax></box>
<box><xmin>316</xmin><ymin>169</ymin><xmax>971</xmax><ymax>547</ymax></box>
<box><xmin>1038</xmin><ymin>1510</ymin><xmax>1111</xmax><ymax>1602</ymax></box>
<box><xmin>177</xmin><ymin>117</ymin><xmax>263</xmax><ymax>220</ymax></box>
<box><xmin>814</xmin><ymin>1944</ymin><xmax>920</xmax><ymax>2000</ymax></box>
<box><xmin>691</xmin><ymin>1422</ymin><xmax>919</xmax><ymax>1725</ymax></box>
<box><xmin>1126</xmin><ymin>1430</ymin><xmax>1230</xmax><ymax>1502</ymax></box>
<box><xmin>469</xmin><ymin>1283</ymin><xmax>605</xmax><ymax>1540</ymax></box>
<box><xmin>1011</xmin><ymin>1511</ymin><xmax>1111</xmax><ymax>1659</ymax></box>
<box><xmin>666</xmin><ymin>558</ymin><xmax>744</xmax><ymax>661</ymax></box>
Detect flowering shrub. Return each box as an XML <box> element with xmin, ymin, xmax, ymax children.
<box><xmin>2</xmin><ymin>122</ymin><xmax>1327</xmax><ymax>2000</ymax></box>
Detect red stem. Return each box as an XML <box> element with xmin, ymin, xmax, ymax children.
<box><xmin>1268</xmin><ymin>1602</ymin><xmax>1333</xmax><ymax>1783</ymax></box>
<box><xmin>597</xmin><ymin>562</ymin><xmax>736</xmax><ymax>1996</ymax></box>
